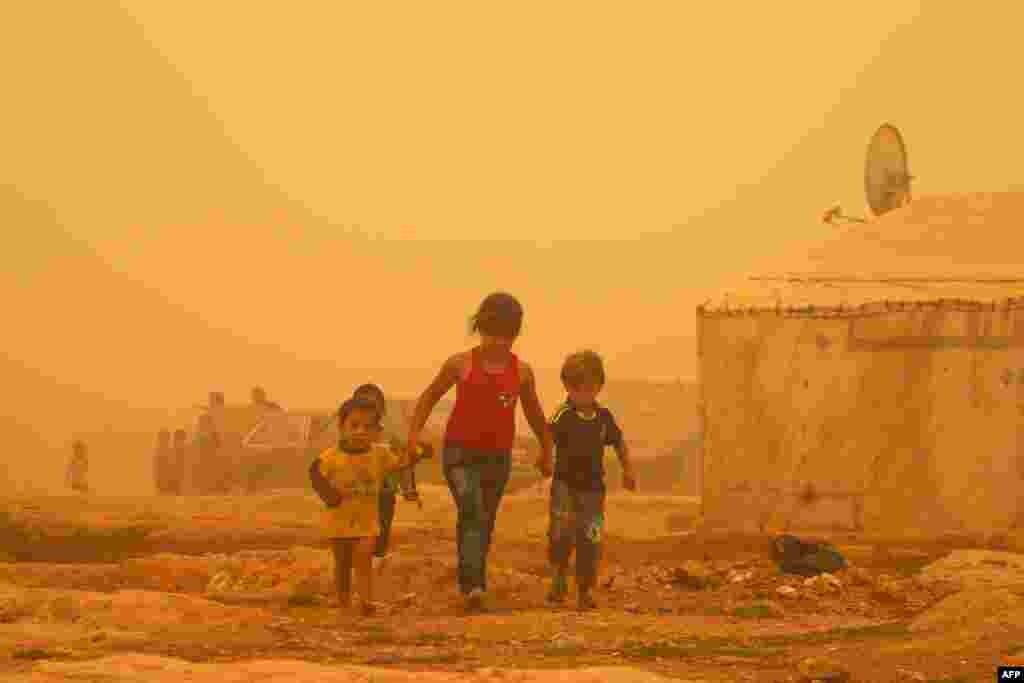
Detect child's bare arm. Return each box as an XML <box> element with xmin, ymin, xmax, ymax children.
<box><xmin>309</xmin><ymin>459</ymin><xmax>344</xmax><ymax>507</ymax></box>
<box><xmin>519</xmin><ymin>363</ymin><xmax>554</xmax><ymax>473</ymax></box>
<box><xmin>407</xmin><ymin>355</ymin><xmax>461</xmax><ymax>446</ymax></box>
<box><xmin>613</xmin><ymin>439</ymin><xmax>636</xmax><ymax>490</ymax></box>
<box><xmin>396</xmin><ymin>466</ymin><xmax>417</xmax><ymax>496</ymax></box>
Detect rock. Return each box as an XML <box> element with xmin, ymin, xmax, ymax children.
<box><xmin>756</xmin><ymin>600</ymin><xmax>786</xmax><ymax>617</ymax></box>
<box><xmin>802</xmin><ymin>573</ymin><xmax>842</xmax><ymax>593</ymax></box>
<box><xmin>550</xmin><ymin>634</ymin><xmax>584</xmax><ymax>650</ymax></box>
<box><xmin>910</xmin><ymin>587</ymin><xmax>1024</xmax><ymax>634</ymax></box>
<box><xmin>0</xmin><ymin>593</ymin><xmax>25</xmax><ymax>623</ymax></box>
<box><xmin>872</xmin><ymin>576</ymin><xmax>910</xmax><ymax>603</ymax></box>
<box><xmin>727</xmin><ymin>569</ymin><xmax>754</xmax><ymax>584</ymax></box>
<box><xmin>918</xmin><ymin>550</ymin><xmax>1024</xmax><ymax>591</ymax></box>
<box><xmin>395</xmin><ymin>592</ymin><xmax>417</xmax><ymax>607</ymax></box>
<box><xmin>776</xmin><ymin>585</ymin><xmax>799</xmax><ymax>599</ymax></box>
<box><xmin>797</xmin><ymin>656</ymin><xmax>849</xmax><ymax>682</ymax></box>
<box><xmin>841</xmin><ymin>567</ymin><xmax>874</xmax><ymax>586</ymax></box>
<box><xmin>667</xmin><ymin>560</ymin><xmax>718</xmax><ymax>590</ymax></box>
<box><xmin>205</xmin><ymin>570</ymin><xmax>235</xmax><ymax>593</ymax></box>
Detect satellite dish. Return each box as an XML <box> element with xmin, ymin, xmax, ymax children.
<box><xmin>865</xmin><ymin>123</ymin><xmax>913</xmax><ymax>217</ymax></box>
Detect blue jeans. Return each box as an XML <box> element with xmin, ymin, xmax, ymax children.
<box><xmin>548</xmin><ymin>479</ymin><xmax>605</xmax><ymax>592</ymax></box>
<box><xmin>442</xmin><ymin>447</ymin><xmax>512</xmax><ymax>594</ymax></box>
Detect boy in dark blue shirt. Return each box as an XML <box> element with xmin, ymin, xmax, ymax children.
<box><xmin>537</xmin><ymin>350</ymin><xmax>636</xmax><ymax>610</ymax></box>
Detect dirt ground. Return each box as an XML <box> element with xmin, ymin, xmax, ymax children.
<box><xmin>0</xmin><ymin>486</ymin><xmax>1020</xmax><ymax>682</ymax></box>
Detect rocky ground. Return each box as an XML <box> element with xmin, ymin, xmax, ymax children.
<box><xmin>0</xmin><ymin>487</ymin><xmax>1022</xmax><ymax>681</ymax></box>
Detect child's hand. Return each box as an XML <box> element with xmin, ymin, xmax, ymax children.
<box><xmin>622</xmin><ymin>471</ymin><xmax>637</xmax><ymax>491</ymax></box>
<box><xmin>417</xmin><ymin>442</ymin><xmax>434</xmax><ymax>460</ymax></box>
<box><xmin>408</xmin><ymin>442</ymin><xmax>433</xmax><ymax>463</ymax></box>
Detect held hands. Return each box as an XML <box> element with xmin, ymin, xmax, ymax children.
<box><xmin>408</xmin><ymin>441</ymin><xmax>434</xmax><ymax>463</ymax></box>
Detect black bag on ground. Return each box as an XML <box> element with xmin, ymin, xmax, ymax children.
<box><xmin>771</xmin><ymin>534</ymin><xmax>848</xmax><ymax>576</ymax></box>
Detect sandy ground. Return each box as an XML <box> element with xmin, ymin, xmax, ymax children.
<box><xmin>0</xmin><ymin>485</ymin><xmax>1021</xmax><ymax>681</ymax></box>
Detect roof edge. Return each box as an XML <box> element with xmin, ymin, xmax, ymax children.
<box><xmin>697</xmin><ymin>296</ymin><xmax>1024</xmax><ymax>319</ymax></box>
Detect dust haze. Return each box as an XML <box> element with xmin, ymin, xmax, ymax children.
<box><xmin>4</xmin><ymin>3</ymin><xmax>1024</xmax><ymax>680</ymax></box>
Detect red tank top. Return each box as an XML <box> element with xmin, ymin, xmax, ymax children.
<box><xmin>444</xmin><ymin>348</ymin><xmax>520</xmax><ymax>451</ymax></box>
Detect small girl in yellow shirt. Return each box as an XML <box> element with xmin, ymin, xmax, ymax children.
<box><xmin>311</xmin><ymin>397</ymin><xmax>430</xmax><ymax>615</ymax></box>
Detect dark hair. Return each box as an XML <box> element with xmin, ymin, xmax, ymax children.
<box><xmin>72</xmin><ymin>440</ymin><xmax>86</xmax><ymax>452</ymax></box>
<box><xmin>560</xmin><ymin>350</ymin><xmax>606</xmax><ymax>388</ymax></box>
<box><xmin>337</xmin><ymin>397</ymin><xmax>382</xmax><ymax>426</ymax></box>
<box><xmin>469</xmin><ymin>292</ymin><xmax>523</xmax><ymax>338</ymax></box>
<box><xmin>352</xmin><ymin>384</ymin><xmax>385</xmax><ymax>403</ymax></box>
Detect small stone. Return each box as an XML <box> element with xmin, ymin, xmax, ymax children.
<box><xmin>797</xmin><ymin>656</ymin><xmax>849</xmax><ymax>681</ymax></box>
<box><xmin>776</xmin><ymin>585</ymin><xmax>799</xmax><ymax>599</ymax></box>
<box><xmin>205</xmin><ymin>571</ymin><xmax>234</xmax><ymax>593</ymax></box>
<box><xmin>842</xmin><ymin>567</ymin><xmax>874</xmax><ymax>586</ymax></box>
<box><xmin>728</xmin><ymin>569</ymin><xmax>755</xmax><ymax>584</ymax></box>
<box><xmin>668</xmin><ymin>560</ymin><xmax>721</xmax><ymax>590</ymax></box>
<box><xmin>803</xmin><ymin>572</ymin><xmax>842</xmax><ymax>593</ymax></box>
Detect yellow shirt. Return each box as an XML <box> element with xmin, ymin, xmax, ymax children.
<box><xmin>317</xmin><ymin>443</ymin><xmax>412</xmax><ymax>538</ymax></box>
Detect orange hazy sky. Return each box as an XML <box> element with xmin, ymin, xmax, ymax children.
<box><xmin>4</xmin><ymin>2</ymin><xmax>1024</xmax><ymax>412</ymax></box>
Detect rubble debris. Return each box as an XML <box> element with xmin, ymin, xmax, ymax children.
<box><xmin>803</xmin><ymin>572</ymin><xmax>842</xmax><ymax>593</ymax></box>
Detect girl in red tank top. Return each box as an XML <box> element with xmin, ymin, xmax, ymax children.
<box><xmin>406</xmin><ymin>292</ymin><xmax>553</xmax><ymax>611</ymax></box>
<box><xmin>444</xmin><ymin>347</ymin><xmax>520</xmax><ymax>451</ymax></box>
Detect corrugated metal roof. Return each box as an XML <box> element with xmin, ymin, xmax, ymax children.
<box><xmin>704</xmin><ymin>193</ymin><xmax>1024</xmax><ymax>312</ymax></box>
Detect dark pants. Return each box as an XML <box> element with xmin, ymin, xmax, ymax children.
<box><xmin>443</xmin><ymin>450</ymin><xmax>512</xmax><ymax>594</ymax></box>
<box><xmin>548</xmin><ymin>479</ymin><xmax>605</xmax><ymax>593</ymax></box>
<box><xmin>331</xmin><ymin>539</ymin><xmax>354</xmax><ymax>597</ymax></box>
<box><xmin>375</xmin><ymin>481</ymin><xmax>397</xmax><ymax>557</ymax></box>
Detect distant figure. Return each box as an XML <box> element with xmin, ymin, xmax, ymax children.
<box><xmin>66</xmin><ymin>440</ymin><xmax>90</xmax><ymax>494</ymax></box>
<box><xmin>196</xmin><ymin>412</ymin><xmax>224</xmax><ymax>494</ymax></box>
<box><xmin>154</xmin><ymin>429</ymin><xmax>172</xmax><ymax>494</ymax></box>
<box><xmin>172</xmin><ymin>428</ymin><xmax>188</xmax><ymax>495</ymax></box>
<box><xmin>251</xmin><ymin>386</ymin><xmax>283</xmax><ymax>411</ymax></box>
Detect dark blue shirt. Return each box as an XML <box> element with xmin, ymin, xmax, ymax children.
<box><xmin>549</xmin><ymin>399</ymin><xmax>623</xmax><ymax>491</ymax></box>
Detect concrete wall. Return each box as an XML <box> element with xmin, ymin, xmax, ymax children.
<box><xmin>697</xmin><ymin>300</ymin><xmax>1024</xmax><ymax>536</ymax></box>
